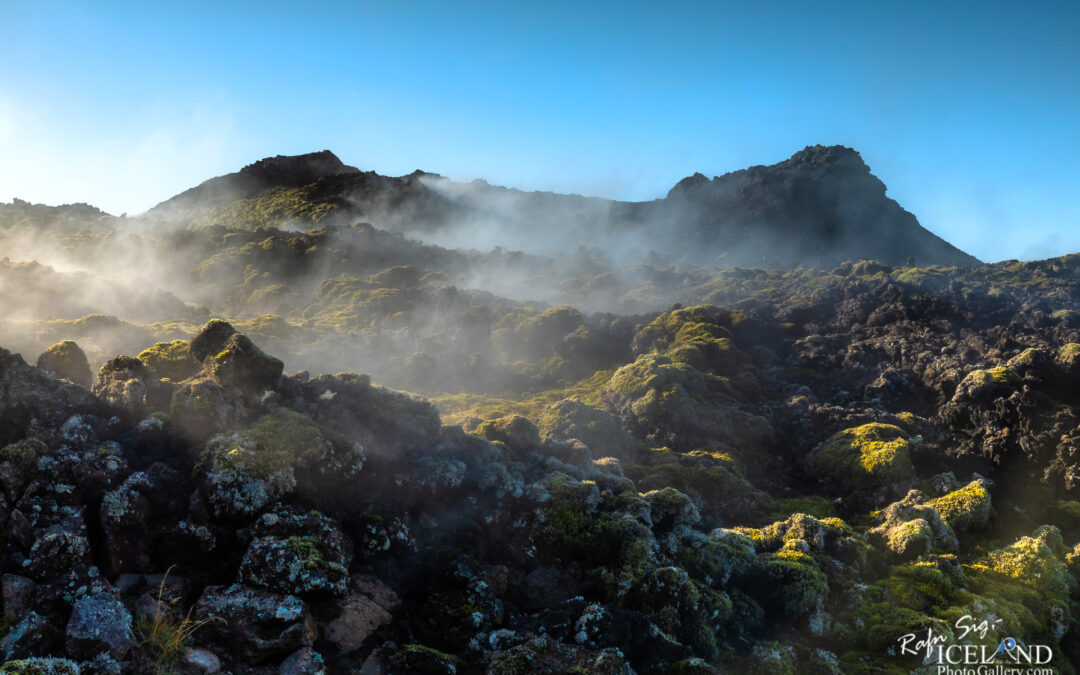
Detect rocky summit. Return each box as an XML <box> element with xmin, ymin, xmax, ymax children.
<box><xmin>0</xmin><ymin>150</ymin><xmax>1079</xmax><ymax>673</ymax></box>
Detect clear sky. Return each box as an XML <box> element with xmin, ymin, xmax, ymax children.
<box><xmin>1</xmin><ymin>1</ymin><xmax>1077</xmax><ymax>262</ymax></box>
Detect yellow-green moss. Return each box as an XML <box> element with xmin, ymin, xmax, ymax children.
<box><xmin>926</xmin><ymin>480</ymin><xmax>991</xmax><ymax>532</ymax></box>
<box><xmin>0</xmin><ymin>439</ymin><xmax>48</xmax><ymax>468</ymax></box>
<box><xmin>35</xmin><ymin>340</ymin><xmax>91</xmax><ymax>387</ymax></box>
<box><xmin>1059</xmin><ymin>343</ymin><xmax>1080</xmax><ymax>361</ymax></box>
<box><xmin>473</xmin><ymin>415</ymin><xmax>542</xmax><ymax>450</ymax></box>
<box><xmin>813</xmin><ymin>423</ymin><xmax>915</xmax><ymax>489</ymax></box>
<box><xmin>961</xmin><ymin>366</ymin><xmax>1021</xmax><ymax>389</ymax></box>
<box><xmin>223</xmin><ymin>409</ymin><xmax>331</xmax><ymax>479</ymax></box>
<box><xmin>136</xmin><ymin>339</ymin><xmax>200</xmax><ymax>381</ymax></box>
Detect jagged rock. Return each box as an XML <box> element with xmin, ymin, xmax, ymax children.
<box><xmin>189</xmin><ymin>320</ymin><xmax>283</xmax><ymax>395</ymax></box>
<box><xmin>196</xmin><ymin>410</ymin><xmax>361</xmax><ymax>520</ymax></box>
<box><xmin>170</xmin><ymin>376</ymin><xmax>246</xmax><ymax>439</ymax></box>
<box><xmin>0</xmin><ymin>612</ymin><xmax>61</xmax><ymax>660</ymax></box>
<box><xmin>279</xmin><ymin>648</ymin><xmax>326</xmax><ymax>675</ymax></box>
<box><xmin>182</xmin><ymin>648</ymin><xmax>222</xmax><ymax>674</ymax></box>
<box><xmin>0</xmin><ymin>440</ymin><xmax>48</xmax><ymax>503</ymax></box>
<box><xmin>35</xmin><ymin>342</ymin><xmax>91</xmax><ymax>388</ymax></box>
<box><xmin>1</xmin><ymin>576</ymin><xmax>35</xmax><ymax>622</ymax></box>
<box><xmin>189</xmin><ymin>319</ymin><xmax>240</xmax><ymax>362</ymax></box>
<box><xmin>20</xmin><ymin>510</ymin><xmax>93</xmax><ymax>581</ymax></box>
<box><xmin>194</xmin><ymin>585</ymin><xmax>315</xmax><ymax>660</ymax></box>
<box><xmin>76</xmin><ymin>654</ymin><xmax>120</xmax><ymax>675</ymax></box>
<box><xmin>64</xmin><ymin>591</ymin><xmax>136</xmax><ymax>660</ymax></box>
<box><xmin>238</xmin><ymin>508</ymin><xmax>352</xmax><ymax>598</ymax></box>
<box><xmin>0</xmin><ymin>348</ymin><xmax>102</xmax><ymax>447</ymax></box>
<box><xmin>863</xmin><ymin>369</ymin><xmax>927</xmax><ymax>412</ymax></box>
<box><xmin>100</xmin><ymin>464</ymin><xmax>184</xmax><ymax>575</ymax></box>
<box><xmin>91</xmin><ymin>355</ymin><xmax>149</xmax><ymax>410</ymax></box>
<box><xmin>321</xmin><ymin>575</ymin><xmax>399</xmax><ymax>654</ymax></box>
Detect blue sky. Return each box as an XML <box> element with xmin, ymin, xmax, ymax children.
<box><xmin>1</xmin><ymin>1</ymin><xmax>1077</xmax><ymax>262</ymax></box>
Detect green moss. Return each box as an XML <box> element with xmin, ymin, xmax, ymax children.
<box><xmin>136</xmin><ymin>339</ymin><xmax>200</xmax><ymax>381</ymax></box>
<box><xmin>881</xmin><ymin>562</ymin><xmax>954</xmax><ymax>610</ymax></box>
<box><xmin>812</xmin><ymin>423</ymin><xmax>915</xmax><ymax>489</ymax></box>
<box><xmin>894</xmin><ymin>266</ymin><xmax>947</xmax><ymax>285</ymax></box>
<box><xmin>961</xmin><ymin>366</ymin><xmax>1022</xmax><ymax>389</ymax></box>
<box><xmin>287</xmin><ymin>535</ymin><xmax>326</xmax><ymax>571</ymax></box>
<box><xmin>1059</xmin><ymin>343</ymin><xmax>1080</xmax><ymax>361</ymax></box>
<box><xmin>763</xmin><ymin>555</ymin><xmax>828</xmax><ymax>617</ymax></box>
<box><xmin>385</xmin><ymin>643</ymin><xmax>460</xmax><ymax>673</ymax></box>
<box><xmin>540</xmin><ymin>475</ymin><xmax>654</xmax><ymax>598</ymax></box>
<box><xmin>35</xmin><ymin>340</ymin><xmax>92</xmax><ymax>387</ymax></box>
<box><xmin>926</xmin><ymin>480</ymin><xmax>991</xmax><ymax>532</ymax></box>
<box><xmin>985</xmin><ymin>531</ymin><xmax>1074</xmax><ymax>595</ymax></box>
<box><xmin>627</xmin><ymin>448</ymin><xmax>771</xmax><ymax>521</ymax></box>
<box><xmin>0</xmin><ymin>439</ymin><xmax>48</xmax><ymax>468</ymax></box>
<box><xmin>473</xmin><ymin>415</ymin><xmax>542</xmax><ymax>450</ymax></box>
<box><xmin>222</xmin><ymin>409</ymin><xmax>331</xmax><ymax>479</ymax></box>
<box><xmin>768</xmin><ymin>494</ymin><xmax>833</xmax><ymax>520</ymax></box>
<box><xmin>0</xmin><ymin>659</ymin><xmax>80</xmax><ymax>675</ymax></box>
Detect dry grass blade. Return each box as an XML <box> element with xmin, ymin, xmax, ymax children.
<box><xmin>137</xmin><ymin>565</ymin><xmax>226</xmax><ymax>672</ymax></box>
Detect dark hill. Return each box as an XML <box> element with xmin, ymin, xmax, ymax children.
<box><xmin>137</xmin><ymin>145</ymin><xmax>979</xmax><ymax>268</ymax></box>
<box><xmin>148</xmin><ymin>149</ymin><xmax>361</xmax><ymax>216</ymax></box>
<box><xmin>650</xmin><ymin>145</ymin><xmax>979</xmax><ymax>267</ymax></box>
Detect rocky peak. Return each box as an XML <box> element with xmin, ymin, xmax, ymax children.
<box><xmin>148</xmin><ymin>150</ymin><xmax>359</xmax><ymax>215</ymax></box>
<box><xmin>666</xmin><ymin>172</ymin><xmax>711</xmax><ymax>198</ymax></box>
<box><xmin>782</xmin><ymin>144</ymin><xmax>870</xmax><ymax>173</ymax></box>
<box><xmin>237</xmin><ymin>150</ymin><xmax>359</xmax><ymax>184</ymax></box>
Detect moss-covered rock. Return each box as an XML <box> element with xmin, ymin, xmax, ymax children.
<box><xmin>0</xmin><ymin>659</ymin><xmax>80</xmax><ymax>675</ymax></box>
<box><xmin>1057</xmin><ymin>342</ymin><xmax>1080</xmax><ymax>373</ymax></box>
<box><xmin>627</xmin><ymin>448</ymin><xmax>772</xmax><ymax>524</ymax></box>
<box><xmin>539</xmin><ymin>399</ymin><xmax>642</xmax><ymax>463</ymax></box>
<box><xmin>238</xmin><ymin>507</ymin><xmax>352</xmax><ymax>597</ymax></box>
<box><xmin>197</xmin><ymin>409</ymin><xmax>360</xmax><ymax>520</ymax></box>
<box><xmin>474</xmin><ymin>414</ymin><xmax>542</xmax><ymax>452</ymax></box>
<box><xmin>170</xmin><ymin>376</ymin><xmax>244</xmax><ymax>439</ymax></box>
<box><xmin>810</xmin><ymin>422</ymin><xmax>915</xmax><ymax>492</ymax></box>
<box><xmin>35</xmin><ymin>341</ymin><xmax>91</xmax><ymax>388</ymax></box>
<box><xmin>603</xmin><ymin>351</ymin><xmax>771</xmax><ymax>451</ymax></box>
<box><xmin>631</xmin><ymin>305</ymin><xmax>745</xmax><ymax>376</ymax></box>
<box><xmin>762</xmin><ymin>554</ymin><xmax>828</xmax><ymax>618</ymax></box>
<box><xmin>384</xmin><ymin>643</ymin><xmax>460</xmax><ymax>674</ymax></box>
<box><xmin>882</xmin><ymin>518</ymin><xmax>933</xmax><ymax>561</ymax></box>
<box><xmin>91</xmin><ymin>355</ymin><xmax>149</xmax><ymax>410</ymax></box>
<box><xmin>0</xmin><ymin>438</ymin><xmax>49</xmax><ymax>472</ymax></box>
<box><xmin>951</xmin><ymin>366</ymin><xmax>1021</xmax><ymax>403</ymax></box>
<box><xmin>870</xmin><ymin>489</ymin><xmax>959</xmax><ymax>553</ymax></box>
<box><xmin>642</xmin><ymin>487</ymin><xmax>700</xmax><ymax>531</ymax></box>
<box><xmin>538</xmin><ymin>474</ymin><xmax>655</xmax><ymax>599</ymax></box>
<box><xmin>925</xmin><ymin>479</ymin><xmax>992</xmax><ymax>533</ymax></box>
<box><xmin>206</xmin><ymin>332</ymin><xmax>284</xmax><ymax>394</ymax></box>
<box><xmin>984</xmin><ymin>526</ymin><xmax>1075</xmax><ymax>596</ymax></box>
<box><xmin>136</xmin><ymin>339</ymin><xmax>200</xmax><ymax>381</ymax></box>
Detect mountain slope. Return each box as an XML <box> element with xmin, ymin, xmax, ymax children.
<box><xmin>131</xmin><ymin>145</ymin><xmax>978</xmax><ymax>268</ymax></box>
<box><xmin>650</xmin><ymin>144</ymin><xmax>979</xmax><ymax>267</ymax></box>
